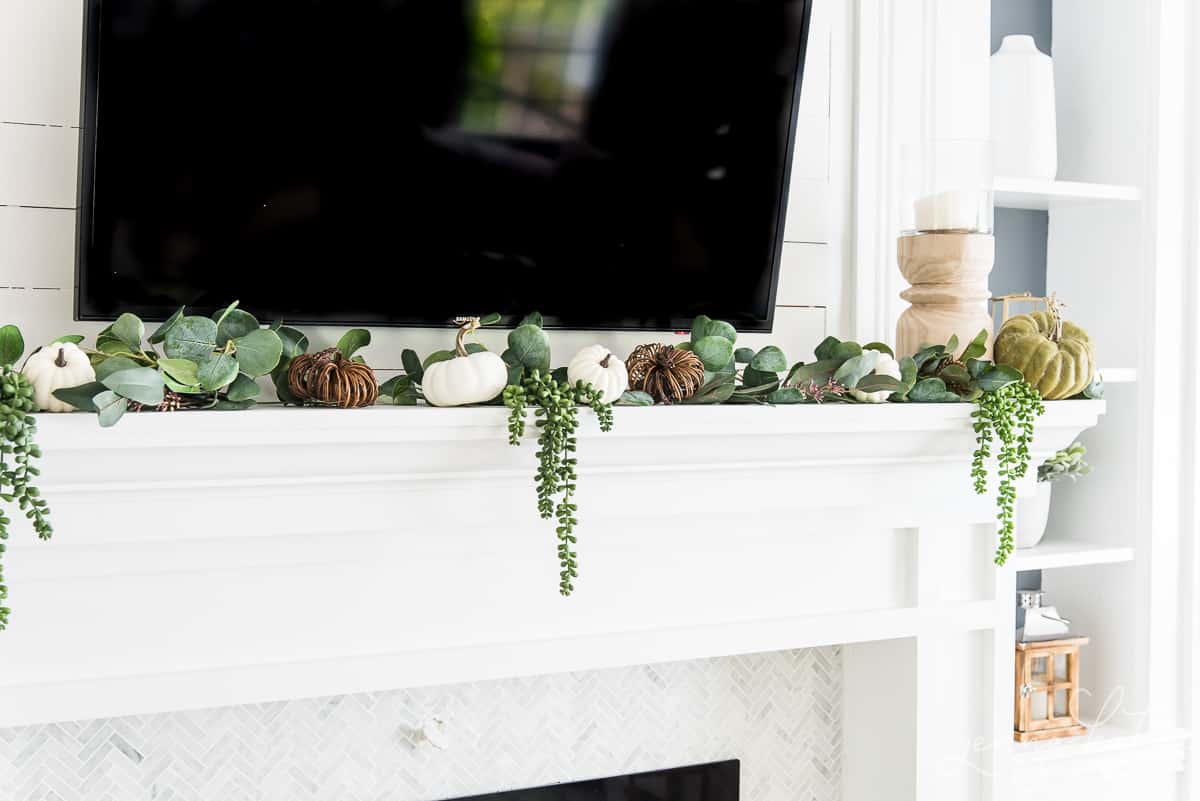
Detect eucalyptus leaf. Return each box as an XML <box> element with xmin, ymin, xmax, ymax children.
<box><xmin>505</xmin><ymin>324</ymin><xmax>551</xmax><ymax>373</ymax></box>
<box><xmin>233</xmin><ymin>329</ymin><xmax>283</xmax><ymax>377</ymax></box>
<box><xmin>148</xmin><ymin>307</ymin><xmax>185</xmax><ymax>345</ymax></box>
<box><xmin>465</xmin><ymin>343</ymin><xmax>488</xmax><ymax>354</ymax></box>
<box><xmin>967</xmin><ymin>358</ymin><xmax>990</xmax><ymax>380</ymax></box>
<box><xmin>274</xmin><ymin>369</ymin><xmax>302</xmax><ymax>405</ymax></box>
<box><xmin>961</xmin><ymin>329</ymin><xmax>989</xmax><ymax>361</ymax></box>
<box><xmin>551</xmin><ymin>366</ymin><xmax>569</xmax><ymax>385</ymax></box>
<box><xmin>690</xmin><ymin>315</ymin><xmax>736</xmax><ymax>345</ymax></box>
<box><xmin>749</xmin><ymin>345</ymin><xmax>787</xmax><ymax>373</ymax></box>
<box><xmin>978</xmin><ymin>364</ymin><xmax>1024</xmax><ymax>392</ymax></box>
<box><xmin>908</xmin><ymin>377</ymin><xmax>960</xmax><ymax>403</ymax></box>
<box><xmin>164</xmin><ymin>376</ymin><xmax>206</xmax><ymax>395</ymax></box>
<box><xmin>785</xmin><ymin>359</ymin><xmax>841</xmax><ymax>387</ymax></box>
<box><xmin>111</xmin><ymin>313</ymin><xmax>145</xmax><ymax>350</ymax></box>
<box><xmin>336</xmin><ymin>328</ymin><xmax>371</xmax><ymax>360</ymax></box>
<box><xmin>479</xmin><ymin>312</ymin><xmax>502</xmax><ymax>326</ymax></box>
<box><xmin>101</xmin><ymin>367</ymin><xmax>165</xmax><ymax>406</ymax></box>
<box><xmin>741</xmin><ymin>366</ymin><xmax>779</xmax><ymax>393</ymax></box>
<box><xmin>0</xmin><ymin>325</ymin><xmax>23</xmax><ymax>366</ymax></box>
<box><xmin>945</xmin><ymin>334</ymin><xmax>959</xmax><ymax>355</ymax></box>
<box><xmin>53</xmin><ymin>334</ymin><xmax>86</xmax><ymax>345</ymax></box>
<box><xmin>734</xmin><ymin>347</ymin><xmax>756</xmax><ymax>364</ymax></box>
<box><xmin>692</xmin><ymin>335</ymin><xmax>734</xmax><ymax>372</ymax></box>
<box><xmin>684</xmin><ymin>376</ymin><xmax>735</xmax><ymax>404</ymax></box>
<box><xmin>213</xmin><ymin>398</ymin><xmax>257</xmax><ymax>411</ymax></box>
<box><xmin>863</xmin><ymin>342</ymin><xmax>895</xmax><ymax>357</ymax></box>
<box><xmin>275</xmin><ymin>326</ymin><xmax>309</xmax><ymax>361</ymax></box>
<box><xmin>911</xmin><ymin>344</ymin><xmax>946</xmax><ymax>372</ymax></box>
<box><xmin>854</xmin><ymin>375</ymin><xmax>907</xmax><ymax>393</ymax></box>
<box><xmin>52</xmin><ymin>381</ymin><xmax>107</xmax><ymax>412</ymax></box>
<box><xmin>766</xmin><ymin>387</ymin><xmax>806</xmax><ymax>404</ymax></box>
<box><xmin>164</xmin><ymin>316</ymin><xmax>219</xmax><ymax>360</ymax></box>
<box><xmin>93</xmin><ymin>391</ymin><xmax>128</xmax><ymax>427</ymax></box>
<box><xmin>833</xmin><ymin>351</ymin><xmax>879</xmax><ymax>389</ymax></box>
<box><xmin>158</xmin><ymin>357</ymin><xmax>200</xmax><ymax>387</ymax></box>
<box><xmin>97</xmin><ymin>336</ymin><xmax>136</xmax><ymax>357</ymax></box>
<box><xmin>813</xmin><ymin>336</ymin><xmax>842</xmax><ymax>362</ymax></box>
<box><xmin>617</xmin><ymin>390</ymin><xmax>655</xmax><ymax>406</ymax></box>
<box><xmin>518</xmin><ymin>311</ymin><xmax>544</xmax><ymax>329</ymax></box>
<box><xmin>215</xmin><ymin>309</ymin><xmax>260</xmax><ymax>346</ymax></box>
<box><xmin>899</xmin><ymin>357</ymin><xmax>917</xmax><ymax>389</ymax></box>
<box><xmin>198</xmin><ymin>353</ymin><xmax>239</xmax><ymax>391</ymax></box>
<box><xmin>424</xmin><ymin>350</ymin><xmax>456</xmax><ymax>369</ymax></box>
<box><xmin>401</xmin><ymin>349</ymin><xmax>424</xmax><ymax>383</ymax></box>
<box><xmin>939</xmin><ymin>364</ymin><xmax>972</xmax><ymax>387</ymax></box>
<box><xmin>225</xmin><ymin>373</ymin><xmax>262</xmax><ymax>402</ymax></box>
<box><xmin>94</xmin><ymin>355</ymin><xmax>142</xmax><ymax>382</ymax></box>
<box><xmin>832</xmin><ymin>341</ymin><xmax>863</xmax><ymax>360</ymax></box>
<box><xmin>212</xmin><ymin>300</ymin><xmax>241</xmax><ymax>330</ymax></box>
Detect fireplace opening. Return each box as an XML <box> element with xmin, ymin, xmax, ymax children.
<box><xmin>443</xmin><ymin>761</ymin><xmax>739</xmax><ymax>801</ymax></box>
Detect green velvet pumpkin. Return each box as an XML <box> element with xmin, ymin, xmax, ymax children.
<box><xmin>994</xmin><ymin>311</ymin><xmax>1095</xmax><ymax>400</ymax></box>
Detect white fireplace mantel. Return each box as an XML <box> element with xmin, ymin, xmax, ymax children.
<box><xmin>0</xmin><ymin>400</ymin><xmax>1103</xmax><ymax>736</ymax></box>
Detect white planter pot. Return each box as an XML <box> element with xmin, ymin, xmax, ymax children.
<box><xmin>1015</xmin><ymin>482</ymin><xmax>1053</xmax><ymax>550</ymax></box>
<box><xmin>991</xmin><ymin>35</ymin><xmax>1058</xmax><ymax>180</ymax></box>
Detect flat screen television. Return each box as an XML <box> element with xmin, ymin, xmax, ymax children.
<box><xmin>77</xmin><ymin>0</ymin><xmax>813</xmax><ymax>331</ymax></box>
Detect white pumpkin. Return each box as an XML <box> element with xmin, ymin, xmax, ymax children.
<box><xmin>850</xmin><ymin>350</ymin><xmax>903</xmax><ymax>403</ymax></box>
<box><xmin>567</xmin><ymin>345</ymin><xmax>628</xmax><ymax>404</ymax></box>
<box><xmin>21</xmin><ymin>342</ymin><xmax>97</xmax><ymax>412</ymax></box>
<box><xmin>423</xmin><ymin>351</ymin><xmax>509</xmax><ymax>407</ymax></box>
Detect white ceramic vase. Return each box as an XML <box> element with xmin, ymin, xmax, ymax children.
<box><xmin>991</xmin><ymin>35</ymin><xmax>1058</xmax><ymax>180</ymax></box>
<box><xmin>1015</xmin><ymin>482</ymin><xmax>1053</xmax><ymax>550</ymax></box>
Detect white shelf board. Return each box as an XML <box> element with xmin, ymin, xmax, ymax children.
<box><xmin>994</xmin><ymin>177</ymin><xmax>1141</xmax><ymax>211</ymax></box>
<box><xmin>1098</xmin><ymin>367</ymin><xmax>1138</xmax><ymax>384</ymax></box>
<box><xmin>1013</xmin><ymin>720</ymin><xmax>1188</xmax><ymax>766</ymax></box>
<box><xmin>1011</xmin><ymin>539</ymin><xmax>1135</xmax><ymax>571</ymax></box>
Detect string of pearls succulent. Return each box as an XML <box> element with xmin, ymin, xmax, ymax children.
<box><xmin>971</xmin><ymin>380</ymin><xmax>1044</xmax><ymax>566</ymax></box>
<box><xmin>504</xmin><ymin>371</ymin><xmax>612</xmax><ymax>596</ymax></box>
<box><xmin>0</xmin><ymin>364</ymin><xmax>52</xmax><ymax>630</ymax></box>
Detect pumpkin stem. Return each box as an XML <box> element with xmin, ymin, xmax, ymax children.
<box><xmin>453</xmin><ymin>317</ymin><xmax>480</xmax><ymax>358</ymax></box>
<box><xmin>1047</xmin><ymin>293</ymin><xmax>1065</xmax><ymax>343</ymax></box>
<box><xmin>54</xmin><ymin>347</ymin><xmax>67</xmax><ymax>368</ymax></box>
<box><xmin>600</xmin><ymin>353</ymin><xmax>613</xmax><ymax>369</ymax></box>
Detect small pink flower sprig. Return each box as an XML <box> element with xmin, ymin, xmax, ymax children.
<box><xmin>791</xmin><ymin>377</ymin><xmax>849</xmax><ymax>403</ymax></box>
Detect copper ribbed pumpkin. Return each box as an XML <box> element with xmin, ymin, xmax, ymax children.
<box><xmin>287</xmin><ymin>348</ymin><xmax>379</xmax><ymax>408</ymax></box>
<box><xmin>626</xmin><ymin>343</ymin><xmax>705</xmax><ymax>404</ymax></box>
<box><xmin>994</xmin><ymin>310</ymin><xmax>1095</xmax><ymax>400</ymax></box>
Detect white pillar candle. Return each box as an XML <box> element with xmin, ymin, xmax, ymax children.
<box><xmin>914</xmin><ymin>188</ymin><xmax>988</xmax><ymax>232</ymax></box>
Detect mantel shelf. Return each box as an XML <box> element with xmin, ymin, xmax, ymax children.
<box><xmin>0</xmin><ymin>400</ymin><xmax>1105</xmax><ymax>728</ymax></box>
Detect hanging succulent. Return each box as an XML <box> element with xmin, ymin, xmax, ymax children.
<box><xmin>0</xmin><ymin>325</ymin><xmax>52</xmax><ymax>631</ymax></box>
<box><xmin>501</xmin><ymin>313</ymin><xmax>613</xmax><ymax>597</ymax></box>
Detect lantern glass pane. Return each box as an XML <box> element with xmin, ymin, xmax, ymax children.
<box><xmin>1031</xmin><ymin>656</ymin><xmax>1050</xmax><ymax>686</ymax></box>
<box><xmin>1055</xmin><ymin>689</ymin><xmax>1069</xmax><ymax>717</ymax></box>
<box><xmin>1055</xmin><ymin>654</ymin><xmax>1069</xmax><ymax>681</ymax></box>
<box><xmin>1031</xmin><ymin>689</ymin><xmax>1049</xmax><ymax>721</ymax></box>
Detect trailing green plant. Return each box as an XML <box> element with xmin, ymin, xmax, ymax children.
<box><xmin>0</xmin><ymin>325</ymin><xmax>52</xmax><ymax>631</ymax></box>
<box><xmin>1038</xmin><ymin>442</ymin><xmax>1091</xmax><ymax>484</ymax></box>
<box><xmin>53</xmin><ymin>301</ymin><xmax>287</xmax><ymax>424</ymax></box>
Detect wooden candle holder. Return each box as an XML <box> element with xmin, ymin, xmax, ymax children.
<box><xmin>896</xmin><ymin>233</ymin><xmax>995</xmax><ymax>360</ymax></box>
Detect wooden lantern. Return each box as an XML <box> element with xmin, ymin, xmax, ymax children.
<box><xmin>1014</xmin><ymin>636</ymin><xmax>1089</xmax><ymax>742</ymax></box>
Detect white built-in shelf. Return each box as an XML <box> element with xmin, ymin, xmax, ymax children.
<box><xmin>1012</xmin><ymin>539</ymin><xmax>1135</xmax><ymax>571</ymax></box>
<box><xmin>1013</xmin><ymin>719</ymin><xmax>1188</xmax><ymax>766</ymax></box>
<box><xmin>994</xmin><ymin>177</ymin><xmax>1141</xmax><ymax>211</ymax></box>
<box><xmin>1098</xmin><ymin>367</ymin><xmax>1138</xmax><ymax>384</ymax></box>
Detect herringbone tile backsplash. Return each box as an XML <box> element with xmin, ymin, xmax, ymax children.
<box><xmin>0</xmin><ymin>647</ymin><xmax>842</xmax><ymax>801</ymax></box>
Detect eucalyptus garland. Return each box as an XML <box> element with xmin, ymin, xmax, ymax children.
<box><xmin>504</xmin><ymin>371</ymin><xmax>612</xmax><ymax>596</ymax></box>
<box><xmin>972</xmin><ymin>381</ymin><xmax>1045</xmax><ymax>565</ymax></box>
<box><xmin>0</xmin><ymin>337</ymin><xmax>52</xmax><ymax>631</ymax></box>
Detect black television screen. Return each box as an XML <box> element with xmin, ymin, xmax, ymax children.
<box><xmin>77</xmin><ymin>0</ymin><xmax>813</xmax><ymax>331</ymax></box>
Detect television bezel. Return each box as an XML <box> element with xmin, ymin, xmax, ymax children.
<box><xmin>74</xmin><ymin>0</ymin><xmax>814</xmax><ymax>333</ymax></box>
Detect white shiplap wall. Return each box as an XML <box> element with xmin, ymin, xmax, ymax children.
<box><xmin>0</xmin><ymin>0</ymin><xmax>848</xmax><ymax>369</ymax></box>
